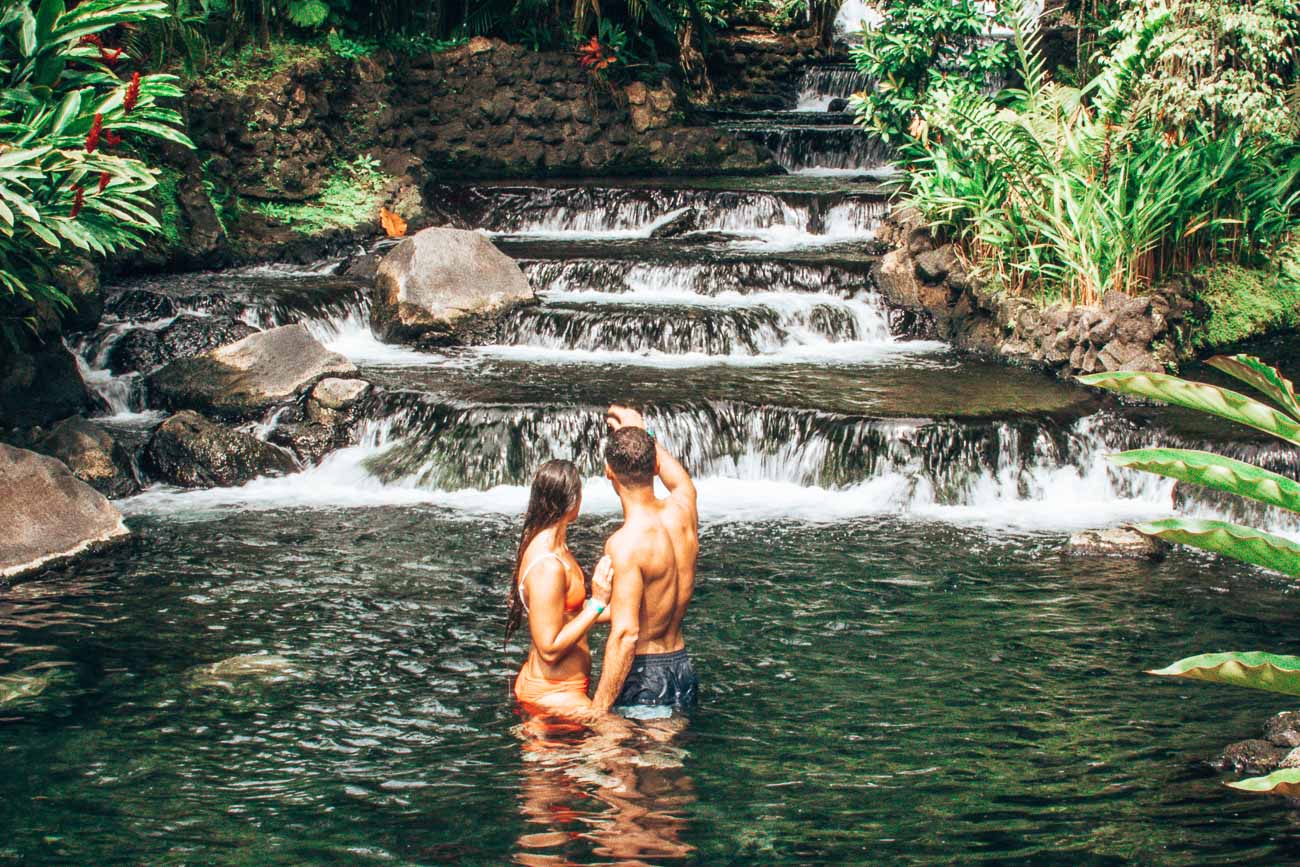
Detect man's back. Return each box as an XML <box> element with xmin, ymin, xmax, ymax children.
<box><xmin>607</xmin><ymin>492</ymin><xmax>697</xmax><ymax>654</ymax></box>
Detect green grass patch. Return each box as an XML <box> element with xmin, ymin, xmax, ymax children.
<box><xmin>1191</xmin><ymin>244</ymin><xmax>1300</xmax><ymax>350</ymax></box>
<box><xmin>253</xmin><ymin>156</ymin><xmax>389</xmax><ymax>236</ymax></box>
<box><xmin>199</xmin><ymin>40</ymin><xmax>327</xmax><ymax>93</ymax></box>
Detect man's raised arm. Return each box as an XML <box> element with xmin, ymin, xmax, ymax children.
<box><xmin>606</xmin><ymin>403</ymin><xmax>696</xmax><ymax>509</ymax></box>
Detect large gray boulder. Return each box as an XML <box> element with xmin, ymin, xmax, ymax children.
<box><xmin>31</xmin><ymin>416</ymin><xmax>138</xmax><ymax>499</ymax></box>
<box><xmin>0</xmin><ymin>443</ymin><xmax>129</xmax><ymax>579</ymax></box>
<box><xmin>147</xmin><ymin>324</ymin><xmax>356</xmax><ymax>420</ymax></box>
<box><xmin>143</xmin><ymin>411</ymin><xmax>297</xmax><ymax>488</ymax></box>
<box><xmin>371</xmin><ymin>227</ymin><xmax>534</xmax><ymax>347</ymax></box>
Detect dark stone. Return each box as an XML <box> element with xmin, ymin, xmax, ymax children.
<box><xmin>0</xmin><ymin>340</ymin><xmax>101</xmax><ymax>429</ymax></box>
<box><xmin>1066</xmin><ymin>526</ymin><xmax>1169</xmax><ymax>560</ymax></box>
<box><xmin>0</xmin><ymin>443</ymin><xmax>129</xmax><ymax>579</ymax></box>
<box><xmin>108</xmin><ymin>315</ymin><xmax>256</xmax><ymax>376</ymax></box>
<box><xmin>105</xmin><ymin>289</ymin><xmax>178</xmax><ymax>322</ymax></box>
<box><xmin>55</xmin><ymin>259</ymin><xmax>102</xmax><ymax>333</ymax></box>
<box><xmin>143</xmin><ymin>411</ymin><xmax>297</xmax><ymax>489</ymax></box>
<box><xmin>31</xmin><ymin>416</ymin><xmax>138</xmax><ymax>499</ymax></box>
<box><xmin>827</xmin><ymin>97</ymin><xmax>849</xmax><ymax>113</ymax></box>
<box><xmin>1264</xmin><ymin>712</ymin><xmax>1300</xmax><ymax>748</ymax></box>
<box><xmin>914</xmin><ymin>245</ymin><xmax>958</xmax><ymax>284</ymax></box>
<box><xmin>268</xmin><ymin>421</ymin><xmax>338</xmax><ymax>465</ymax></box>
<box><xmin>649</xmin><ymin>208</ymin><xmax>701</xmax><ymax>239</ymax></box>
<box><xmin>1212</xmin><ymin>739</ymin><xmax>1287</xmax><ymax>776</ymax></box>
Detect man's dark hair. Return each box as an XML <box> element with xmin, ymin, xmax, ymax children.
<box><xmin>606</xmin><ymin>427</ymin><xmax>655</xmax><ymax>487</ymax></box>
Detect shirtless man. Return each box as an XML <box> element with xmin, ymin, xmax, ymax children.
<box><xmin>592</xmin><ymin>404</ymin><xmax>700</xmax><ymax>716</ymax></box>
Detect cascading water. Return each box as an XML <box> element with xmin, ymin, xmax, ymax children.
<box><xmin>796</xmin><ymin>64</ymin><xmax>872</xmax><ymax>111</ymax></box>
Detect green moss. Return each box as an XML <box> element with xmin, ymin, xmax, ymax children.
<box><xmin>199</xmin><ymin>40</ymin><xmax>327</xmax><ymax>93</ymax></box>
<box><xmin>1191</xmin><ymin>245</ymin><xmax>1300</xmax><ymax>350</ymax></box>
<box><xmin>253</xmin><ymin>156</ymin><xmax>389</xmax><ymax>236</ymax></box>
<box><xmin>153</xmin><ymin>166</ymin><xmax>185</xmax><ymax>249</ymax></box>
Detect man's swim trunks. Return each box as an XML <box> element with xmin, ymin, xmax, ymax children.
<box><xmin>613</xmin><ymin>648</ymin><xmax>698</xmax><ymax>715</ymax></box>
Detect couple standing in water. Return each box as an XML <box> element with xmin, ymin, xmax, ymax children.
<box><xmin>507</xmin><ymin>404</ymin><xmax>699</xmax><ymax>722</ymax></box>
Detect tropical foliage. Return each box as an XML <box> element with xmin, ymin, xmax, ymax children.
<box><xmin>0</xmin><ymin>0</ymin><xmax>194</xmax><ymax>336</ymax></box>
<box><xmin>1081</xmin><ymin>355</ymin><xmax>1300</xmax><ymax>797</ymax></box>
<box><xmin>848</xmin><ymin>0</ymin><xmax>1017</xmax><ymax>144</ymax></box>
<box><xmin>861</xmin><ymin>1</ymin><xmax>1300</xmax><ymax>307</ymax></box>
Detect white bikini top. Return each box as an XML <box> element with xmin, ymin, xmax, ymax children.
<box><xmin>517</xmin><ymin>551</ymin><xmax>565</xmax><ymax>614</ymax></box>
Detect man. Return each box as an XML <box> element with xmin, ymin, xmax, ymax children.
<box><xmin>592</xmin><ymin>404</ymin><xmax>700</xmax><ymax>717</ymax></box>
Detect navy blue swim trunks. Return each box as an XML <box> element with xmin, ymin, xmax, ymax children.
<box><xmin>613</xmin><ymin>648</ymin><xmax>698</xmax><ymax>718</ymax></box>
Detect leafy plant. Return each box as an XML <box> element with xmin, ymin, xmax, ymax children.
<box><xmin>849</xmin><ymin>0</ymin><xmax>1017</xmax><ymax>144</ymax></box>
<box><xmin>0</xmin><ymin>0</ymin><xmax>194</xmax><ymax>337</ymax></box>
<box><xmin>1081</xmin><ymin>356</ymin><xmax>1300</xmax><ymax>797</ymax></box>
<box><xmin>894</xmin><ymin>6</ymin><xmax>1300</xmax><ymax>306</ymax></box>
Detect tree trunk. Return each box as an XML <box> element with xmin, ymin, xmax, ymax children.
<box><xmin>678</xmin><ymin>19</ymin><xmax>713</xmax><ymax>105</ymax></box>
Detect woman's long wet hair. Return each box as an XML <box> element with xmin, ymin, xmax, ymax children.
<box><xmin>506</xmin><ymin>459</ymin><xmax>583</xmax><ymax>644</ymax></box>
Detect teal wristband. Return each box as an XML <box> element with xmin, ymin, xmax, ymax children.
<box><xmin>586</xmin><ymin>598</ymin><xmax>607</xmax><ymax>614</ymax></box>
<box><xmin>645</xmin><ymin>427</ymin><xmax>656</xmax><ymax>441</ymax></box>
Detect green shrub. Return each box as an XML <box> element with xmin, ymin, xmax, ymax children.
<box><xmin>0</xmin><ymin>0</ymin><xmax>194</xmax><ymax>337</ymax></box>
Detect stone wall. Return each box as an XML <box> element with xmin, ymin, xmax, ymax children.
<box><xmin>874</xmin><ymin>208</ymin><xmax>1195</xmax><ymax>377</ymax></box>
<box><xmin>707</xmin><ymin>27</ymin><xmax>830</xmax><ymax>109</ymax></box>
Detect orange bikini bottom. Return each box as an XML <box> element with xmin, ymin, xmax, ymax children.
<box><xmin>514</xmin><ymin>666</ymin><xmax>590</xmax><ymax>710</ymax></box>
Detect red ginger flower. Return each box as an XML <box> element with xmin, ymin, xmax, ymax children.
<box><xmin>97</xmin><ymin>171</ymin><xmax>111</xmax><ymax>193</ymax></box>
<box><xmin>70</xmin><ymin>186</ymin><xmax>84</xmax><ymax>218</ymax></box>
<box><xmin>85</xmin><ymin>113</ymin><xmax>103</xmax><ymax>152</ymax></box>
<box><xmin>104</xmin><ymin>130</ymin><xmax>122</xmax><ymax>147</ymax></box>
<box><xmin>80</xmin><ymin>34</ymin><xmax>103</xmax><ymax>47</ymax></box>
<box><xmin>123</xmin><ymin>72</ymin><xmax>141</xmax><ymax>114</ymax></box>
<box><xmin>99</xmin><ymin>46</ymin><xmax>123</xmax><ymax>66</ymax></box>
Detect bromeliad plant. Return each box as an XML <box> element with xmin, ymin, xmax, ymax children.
<box><xmin>1082</xmin><ymin>355</ymin><xmax>1300</xmax><ymax>797</ymax></box>
<box><xmin>0</xmin><ymin>0</ymin><xmax>193</xmax><ymax>334</ymax></box>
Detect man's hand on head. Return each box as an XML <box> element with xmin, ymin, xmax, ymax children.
<box><xmin>606</xmin><ymin>404</ymin><xmax>646</xmax><ymax>432</ymax></box>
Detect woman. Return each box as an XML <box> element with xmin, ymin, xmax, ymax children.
<box><xmin>508</xmin><ymin>459</ymin><xmax>613</xmax><ymax>720</ymax></box>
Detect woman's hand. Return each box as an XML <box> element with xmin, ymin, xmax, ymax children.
<box><xmin>591</xmin><ymin>555</ymin><xmax>613</xmax><ymax>605</ymax></box>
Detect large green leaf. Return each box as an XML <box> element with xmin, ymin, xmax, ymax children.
<box><xmin>1207</xmin><ymin>355</ymin><xmax>1300</xmax><ymax>422</ymax></box>
<box><xmin>1148</xmin><ymin>651</ymin><xmax>1300</xmax><ymax>696</ymax></box>
<box><xmin>1227</xmin><ymin>769</ymin><xmax>1300</xmax><ymax>796</ymax></box>
<box><xmin>1079</xmin><ymin>371</ymin><xmax>1300</xmax><ymax>446</ymax></box>
<box><xmin>1110</xmin><ymin>448</ymin><xmax>1300</xmax><ymax>514</ymax></box>
<box><xmin>1135</xmin><ymin>517</ymin><xmax>1300</xmax><ymax>577</ymax></box>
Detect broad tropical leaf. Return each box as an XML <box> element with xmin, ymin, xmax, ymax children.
<box><xmin>1110</xmin><ymin>448</ymin><xmax>1300</xmax><ymax>514</ymax></box>
<box><xmin>1079</xmin><ymin>371</ymin><xmax>1300</xmax><ymax>446</ymax></box>
<box><xmin>1135</xmin><ymin>517</ymin><xmax>1300</xmax><ymax>577</ymax></box>
<box><xmin>1149</xmin><ymin>651</ymin><xmax>1300</xmax><ymax>696</ymax></box>
<box><xmin>1207</xmin><ymin>355</ymin><xmax>1300</xmax><ymax>422</ymax></box>
<box><xmin>1227</xmin><ymin>768</ymin><xmax>1300</xmax><ymax>796</ymax></box>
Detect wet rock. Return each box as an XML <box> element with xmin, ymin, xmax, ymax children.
<box><xmin>1281</xmin><ymin>747</ymin><xmax>1300</xmax><ymax>769</ymax></box>
<box><xmin>104</xmin><ymin>288</ymin><xmax>178</xmax><ymax>322</ymax></box>
<box><xmin>108</xmin><ymin>315</ymin><xmax>256</xmax><ymax>375</ymax></box>
<box><xmin>0</xmin><ymin>340</ymin><xmax>102</xmax><ymax>429</ymax></box>
<box><xmin>185</xmin><ymin>652</ymin><xmax>306</xmax><ymax>691</ymax></box>
<box><xmin>148</xmin><ymin>324</ymin><xmax>356</xmax><ymax>420</ymax></box>
<box><xmin>914</xmin><ymin>245</ymin><xmax>959</xmax><ymax>285</ymax></box>
<box><xmin>1212</xmin><ymin>739</ymin><xmax>1287</xmax><ymax>775</ymax></box>
<box><xmin>268</xmin><ymin>421</ymin><xmax>339</xmax><ymax>465</ymax></box>
<box><xmin>1264</xmin><ymin>711</ymin><xmax>1300</xmax><ymax>748</ymax></box>
<box><xmin>307</xmin><ymin>377</ymin><xmax>371</xmax><ymax>425</ymax></box>
<box><xmin>371</xmin><ymin>227</ymin><xmax>535</xmax><ymax>347</ymax></box>
<box><xmin>827</xmin><ymin>97</ymin><xmax>849</xmax><ymax>112</ymax></box>
<box><xmin>31</xmin><ymin>416</ymin><xmax>138</xmax><ymax>499</ymax></box>
<box><xmin>649</xmin><ymin>208</ymin><xmax>701</xmax><ymax>239</ymax></box>
<box><xmin>1065</xmin><ymin>526</ymin><xmax>1169</xmax><ymax>560</ymax></box>
<box><xmin>143</xmin><ymin>411</ymin><xmax>296</xmax><ymax>488</ymax></box>
<box><xmin>54</xmin><ymin>258</ymin><xmax>102</xmax><ymax>333</ymax></box>
<box><xmin>0</xmin><ymin>443</ymin><xmax>129</xmax><ymax>579</ymax></box>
